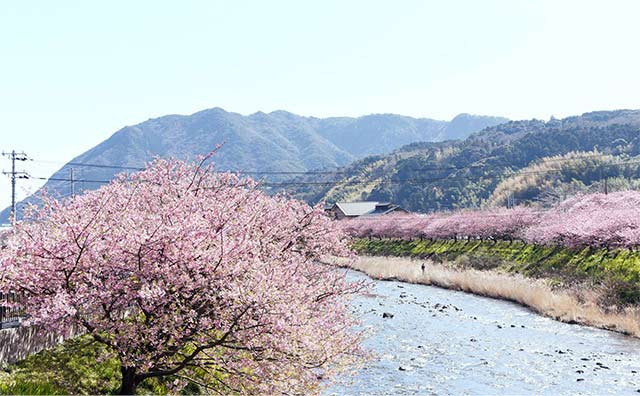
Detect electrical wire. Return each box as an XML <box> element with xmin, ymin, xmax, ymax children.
<box><xmin>29</xmin><ymin>158</ymin><xmax>352</xmax><ymax>175</ymax></box>
<box><xmin>19</xmin><ymin>157</ymin><xmax>640</xmax><ymax>189</ymax></box>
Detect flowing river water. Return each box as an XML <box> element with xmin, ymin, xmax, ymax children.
<box><xmin>327</xmin><ymin>270</ymin><xmax>640</xmax><ymax>395</ymax></box>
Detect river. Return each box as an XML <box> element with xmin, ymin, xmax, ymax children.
<box><xmin>327</xmin><ymin>270</ymin><xmax>640</xmax><ymax>395</ymax></box>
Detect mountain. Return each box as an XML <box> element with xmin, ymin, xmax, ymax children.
<box><xmin>290</xmin><ymin>109</ymin><xmax>640</xmax><ymax>211</ymax></box>
<box><xmin>444</xmin><ymin>113</ymin><xmax>508</xmax><ymax>140</ymax></box>
<box><xmin>1</xmin><ymin>108</ymin><xmax>506</xmax><ymax>222</ymax></box>
<box><xmin>311</xmin><ymin>113</ymin><xmax>507</xmax><ymax>157</ymax></box>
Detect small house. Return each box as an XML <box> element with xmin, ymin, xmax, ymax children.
<box><xmin>324</xmin><ymin>201</ymin><xmax>408</xmax><ymax>220</ymax></box>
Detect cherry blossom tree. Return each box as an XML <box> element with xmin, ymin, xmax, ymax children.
<box><xmin>0</xmin><ymin>155</ymin><xmax>365</xmax><ymax>395</ymax></box>
<box><xmin>525</xmin><ymin>192</ymin><xmax>640</xmax><ymax>249</ymax></box>
<box><xmin>340</xmin><ymin>207</ymin><xmax>542</xmax><ymax>242</ymax></box>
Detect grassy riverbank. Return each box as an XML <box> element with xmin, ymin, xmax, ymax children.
<box><xmin>352</xmin><ymin>239</ymin><xmax>640</xmax><ymax>306</ymax></box>
<box><xmin>347</xmin><ymin>239</ymin><xmax>640</xmax><ymax>336</ymax></box>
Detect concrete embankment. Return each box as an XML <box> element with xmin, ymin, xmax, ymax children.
<box><xmin>0</xmin><ymin>326</ymin><xmax>71</xmax><ymax>365</ymax></box>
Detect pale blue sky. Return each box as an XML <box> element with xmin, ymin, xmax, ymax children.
<box><xmin>1</xmin><ymin>0</ymin><xmax>640</xmax><ymax>209</ymax></box>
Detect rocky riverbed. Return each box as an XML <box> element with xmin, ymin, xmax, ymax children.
<box><xmin>327</xmin><ymin>270</ymin><xmax>640</xmax><ymax>395</ymax></box>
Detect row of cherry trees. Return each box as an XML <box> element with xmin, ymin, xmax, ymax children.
<box><xmin>341</xmin><ymin>191</ymin><xmax>640</xmax><ymax>249</ymax></box>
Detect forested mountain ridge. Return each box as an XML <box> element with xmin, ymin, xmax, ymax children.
<box><xmin>290</xmin><ymin>110</ymin><xmax>640</xmax><ymax>211</ymax></box>
<box><xmin>0</xmin><ymin>107</ymin><xmax>505</xmax><ymax>222</ymax></box>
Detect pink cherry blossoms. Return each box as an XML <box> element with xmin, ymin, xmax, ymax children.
<box><xmin>340</xmin><ymin>191</ymin><xmax>640</xmax><ymax>250</ymax></box>
<box><xmin>524</xmin><ymin>191</ymin><xmax>640</xmax><ymax>249</ymax></box>
<box><xmin>0</xmin><ymin>156</ymin><xmax>365</xmax><ymax>395</ymax></box>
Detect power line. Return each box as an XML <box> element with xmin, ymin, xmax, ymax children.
<box><xmin>262</xmin><ymin>158</ymin><xmax>640</xmax><ymax>188</ymax></box>
<box><xmin>411</xmin><ymin>152</ymin><xmax>619</xmax><ymax>173</ymax></box>
<box><xmin>3</xmin><ymin>148</ymin><xmax>635</xmax><ymax>223</ymax></box>
<box><xmin>16</xmin><ymin>164</ymin><xmax>640</xmax><ymax>217</ymax></box>
<box><xmin>31</xmin><ymin>159</ymin><xmax>145</xmax><ymax>171</ymax></box>
<box><xmin>15</xmin><ymin>151</ymin><xmax>640</xmax><ymax>220</ymax></box>
<box><xmin>30</xmin><ymin>158</ymin><xmax>352</xmax><ymax>175</ymax></box>
<box><xmin>28</xmin><ymin>175</ymin><xmax>112</xmax><ymax>184</ymax></box>
<box><xmin>21</xmin><ymin>157</ymin><xmax>640</xmax><ymax>190</ymax></box>
<box><xmin>25</xmin><ymin>151</ymin><xmax>634</xmax><ymax>185</ymax></box>
<box><xmin>295</xmin><ymin>154</ymin><xmax>640</xmax><ymax>188</ymax></box>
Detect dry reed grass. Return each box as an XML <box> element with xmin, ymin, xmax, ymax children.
<box><xmin>330</xmin><ymin>255</ymin><xmax>640</xmax><ymax>337</ymax></box>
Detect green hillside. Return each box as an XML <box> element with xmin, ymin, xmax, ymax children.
<box><xmin>487</xmin><ymin>151</ymin><xmax>640</xmax><ymax>207</ymax></box>
<box><xmin>289</xmin><ymin>110</ymin><xmax>640</xmax><ymax>211</ymax></box>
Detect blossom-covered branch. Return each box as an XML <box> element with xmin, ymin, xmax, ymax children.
<box><xmin>0</xmin><ymin>156</ymin><xmax>365</xmax><ymax>394</ymax></box>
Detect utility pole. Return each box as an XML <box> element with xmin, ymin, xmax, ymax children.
<box><xmin>2</xmin><ymin>150</ymin><xmax>29</xmax><ymax>223</ymax></box>
<box><xmin>600</xmin><ymin>166</ymin><xmax>608</xmax><ymax>195</ymax></box>
<box><xmin>69</xmin><ymin>167</ymin><xmax>75</xmax><ymax>198</ymax></box>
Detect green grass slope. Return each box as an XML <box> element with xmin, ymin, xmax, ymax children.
<box><xmin>353</xmin><ymin>238</ymin><xmax>640</xmax><ymax>306</ymax></box>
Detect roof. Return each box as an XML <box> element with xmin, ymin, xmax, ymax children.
<box><xmin>367</xmin><ymin>204</ymin><xmax>403</xmax><ymax>216</ymax></box>
<box><xmin>335</xmin><ymin>202</ymin><xmax>380</xmax><ymax>216</ymax></box>
<box><xmin>329</xmin><ymin>201</ymin><xmax>400</xmax><ymax>217</ymax></box>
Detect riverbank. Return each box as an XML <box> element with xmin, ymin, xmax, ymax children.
<box><xmin>352</xmin><ymin>239</ymin><xmax>640</xmax><ymax>306</ymax></box>
<box><xmin>335</xmin><ymin>240</ymin><xmax>640</xmax><ymax>337</ymax></box>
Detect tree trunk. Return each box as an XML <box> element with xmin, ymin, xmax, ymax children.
<box><xmin>119</xmin><ymin>366</ymin><xmax>140</xmax><ymax>395</ymax></box>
